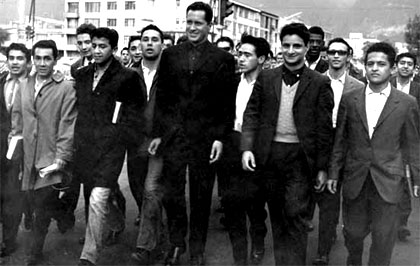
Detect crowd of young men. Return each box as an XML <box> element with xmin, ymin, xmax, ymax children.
<box><xmin>0</xmin><ymin>1</ymin><xmax>419</xmax><ymax>266</ymax></box>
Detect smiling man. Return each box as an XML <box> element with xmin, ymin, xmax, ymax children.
<box><xmin>0</xmin><ymin>43</ymin><xmax>31</xmax><ymax>258</ymax></box>
<box><xmin>149</xmin><ymin>2</ymin><xmax>236</xmax><ymax>265</ymax></box>
<box><xmin>71</xmin><ymin>23</ymin><xmax>96</xmax><ymax>79</ymax></box>
<box><xmin>74</xmin><ymin>28</ymin><xmax>144</xmax><ymax>266</ymax></box>
<box><xmin>10</xmin><ymin>40</ymin><xmax>77</xmax><ymax>265</ymax></box>
<box><xmin>311</xmin><ymin>38</ymin><xmax>364</xmax><ymax>266</ymax></box>
<box><xmin>241</xmin><ymin>23</ymin><xmax>334</xmax><ymax>265</ymax></box>
<box><xmin>328</xmin><ymin>42</ymin><xmax>420</xmax><ymax>266</ymax></box>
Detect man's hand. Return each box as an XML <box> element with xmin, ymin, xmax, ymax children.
<box><xmin>314</xmin><ymin>170</ymin><xmax>328</xmax><ymax>192</ymax></box>
<box><xmin>414</xmin><ymin>185</ymin><xmax>420</xmax><ymax>198</ymax></box>
<box><xmin>209</xmin><ymin>140</ymin><xmax>223</xmax><ymax>164</ymax></box>
<box><xmin>54</xmin><ymin>158</ymin><xmax>67</xmax><ymax>170</ymax></box>
<box><xmin>327</xmin><ymin>179</ymin><xmax>338</xmax><ymax>194</ymax></box>
<box><xmin>242</xmin><ymin>151</ymin><xmax>256</xmax><ymax>171</ymax></box>
<box><xmin>148</xmin><ymin>138</ymin><xmax>162</xmax><ymax>155</ymax></box>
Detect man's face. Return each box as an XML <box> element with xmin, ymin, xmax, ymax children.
<box><xmin>186</xmin><ymin>10</ymin><xmax>210</xmax><ymax>44</ymax></box>
<box><xmin>307</xmin><ymin>33</ymin><xmax>324</xmax><ymax>58</ymax></box>
<box><xmin>276</xmin><ymin>52</ymin><xmax>284</xmax><ymax>65</ymax></box>
<box><xmin>326</xmin><ymin>42</ymin><xmax>350</xmax><ymax>70</ymax></box>
<box><xmin>76</xmin><ymin>33</ymin><xmax>93</xmax><ymax>59</ymax></box>
<box><xmin>33</xmin><ymin>48</ymin><xmax>56</xmax><ymax>79</ymax></box>
<box><xmin>120</xmin><ymin>50</ymin><xmax>130</xmax><ymax>64</ymax></box>
<box><xmin>129</xmin><ymin>39</ymin><xmax>142</xmax><ymax>63</ymax></box>
<box><xmin>141</xmin><ymin>30</ymin><xmax>163</xmax><ymax>61</ymax></box>
<box><xmin>217</xmin><ymin>41</ymin><xmax>233</xmax><ymax>54</ymax></box>
<box><xmin>7</xmin><ymin>49</ymin><xmax>29</xmax><ymax>77</ymax></box>
<box><xmin>397</xmin><ymin>56</ymin><xmax>415</xmax><ymax>78</ymax></box>
<box><xmin>281</xmin><ymin>34</ymin><xmax>308</xmax><ymax>67</ymax></box>
<box><xmin>92</xmin><ymin>37</ymin><xmax>115</xmax><ymax>65</ymax></box>
<box><xmin>365</xmin><ymin>52</ymin><xmax>392</xmax><ymax>86</ymax></box>
<box><xmin>238</xmin><ymin>43</ymin><xmax>262</xmax><ymax>74</ymax></box>
<box><xmin>163</xmin><ymin>39</ymin><xmax>173</xmax><ymax>50</ymax></box>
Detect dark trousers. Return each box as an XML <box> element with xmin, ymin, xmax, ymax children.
<box><xmin>0</xmin><ymin>160</ymin><xmax>23</xmax><ymax>247</ymax></box>
<box><xmin>397</xmin><ymin>180</ymin><xmax>411</xmax><ymax>228</ymax></box>
<box><xmin>218</xmin><ymin>132</ymin><xmax>267</xmax><ymax>263</ymax></box>
<box><xmin>264</xmin><ymin>142</ymin><xmax>311</xmax><ymax>265</ymax></box>
<box><xmin>161</xmin><ymin>137</ymin><xmax>216</xmax><ymax>257</ymax></box>
<box><xmin>29</xmin><ymin>186</ymin><xmax>66</xmax><ymax>256</ymax></box>
<box><xmin>127</xmin><ymin>145</ymin><xmax>148</xmax><ymax>215</ymax></box>
<box><xmin>343</xmin><ymin>175</ymin><xmax>399</xmax><ymax>266</ymax></box>
<box><xmin>311</xmin><ymin>183</ymin><xmax>341</xmax><ymax>256</ymax></box>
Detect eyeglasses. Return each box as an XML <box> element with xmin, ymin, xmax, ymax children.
<box><xmin>326</xmin><ymin>50</ymin><xmax>348</xmax><ymax>56</ymax></box>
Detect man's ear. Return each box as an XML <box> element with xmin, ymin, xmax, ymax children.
<box><xmin>258</xmin><ymin>55</ymin><xmax>266</xmax><ymax>65</ymax></box>
<box><xmin>113</xmin><ymin>46</ymin><xmax>118</xmax><ymax>54</ymax></box>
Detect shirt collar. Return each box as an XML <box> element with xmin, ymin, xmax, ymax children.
<box><xmin>327</xmin><ymin>71</ymin><xmax>346</xmax><ymax>84</ymax></box>
<box><xmin>306</xmin><ymin>56</ymin><xmax>321</xmax><ymax>67</ymax></box>
<box><xmin>6</xmin><ymin>73</ymin><xmax>27</xmax><ymax>83</ymax></box>
<box><xmin>240</xmin><ymin>73</ymin><xmax>256</xmax><ymax>86</ymax></box>
<box><xmin>366</xmin><ymin>83</ymin><xmax>391</xmax><ymax>97</ymax></box>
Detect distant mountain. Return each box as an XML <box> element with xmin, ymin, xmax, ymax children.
<box><xmin>239</xmin><ymin>0</ymin><xmax>419</xmax><ymax>41</ymax></box>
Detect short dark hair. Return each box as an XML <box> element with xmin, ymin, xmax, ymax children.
<box><xmin>280</xmin><ymin>23</ymin><xmax>310</xmax><ymax>46</ymax></box>
<box><xmin>327</xmin><ymin>37</ymin><xmax>353</xmax><ymax>55</ymax></box>
<box><xmin>215</xmin><ymin>36</ymin><xmax>234</xmax><ymax>49</ymax></box>
<box><xmin>121</xmin><ymin>47</ymin><xmax>129</xmax><ymax>54</ymax></box>
<box><xmin>364</xmin><ymin>42</ymin><xmax>396</xmax><ymax>67</ymax></box>
<box><xmin>309</xmin><ymin>26</ymin><xmax>325</xmax><ymax>40</ymax></box>
<box><xmin>186</xmin><ymin>1</ymin><xmax>213</xmax><ymax>24</ymax></box>
<box><xmin>92</xmin><ymin>27</ymin><xmax>119</xmax><ymax>49</ymax></box>
<box><xmin>128</xmin><ymin>35</ymin><xmax>141</xmax><ymax>48</ymax></box>
<box><xmin>240</xmin><ymin>35</ymin><xmax>270</xmax><ymax>58</ymax></box>
<box><xmin>163</xmin><ymin>33</ymin><xmax>175</xmax><ymax>45</ymax></box>
<box><xmin>32</xmin><ymin>40</ymin><xmax>58</xmax><ymax>60</ymax></box>
<box><xmin>396</xmin><ymin>52</ymin><xmax>417</xmax><ymax>66</ymax></box>
<box><xmin>140</xmin><ymin>24</ymin><xmax>164</xmax><ymax>43</ymax></box>
<box><xmin>76</xmin><ymin>23</ymin><xmax>96</xmax><ymax>38</ymax></box>
<box><xmin>6</xmin><ymin>43</ymin><xmax>31</xmax><ymax>62</ymax></box>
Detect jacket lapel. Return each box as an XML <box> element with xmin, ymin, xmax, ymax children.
<box><xmin>373</xmin><ymin>89</ymin><xmax>399</xmax><ymax>133</ymax></box>
<box><xmin>293</xmin><ymin>67</ymin><xmax>311</xmax><ymax>104</ymax></box>
<box><xmin>343</xmin><ymin>74</ymin><xmax>353</xmax><ymax>93</ymax></box>
<box><xmin>274</xmin><ymin>67</ymin><xmax>283</xmax><ymax>102</ymax></box>
<box><xmin>94</xmin><ymin>58</ymin><xmax>120</xmax><ymax>92</ymax></box>
<box><xmin>354</xmin><ymin>88</ymin><xmax>369</xmax><ymax>135</ymax></box>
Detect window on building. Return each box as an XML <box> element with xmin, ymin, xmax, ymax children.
<box><xmin>68</xmin><ymin>2</ymin><xmax>79</xmax><ymax>13</ymax></box>
<box><xmin>85</xmin><ymin>18</ymin><xmax>100</xmax><ymax>27</ymax></box>
<box><xmin>176</xmin><ymin>18</ymin><xmax>180</xmax><ymax>25</ymax></box>
<box><xmin>125</xmin><ymin>1</ymin><xmax>135</xmax><ymax>10</ymax></box>
<box><xmin>147</xmin><ymin>0</ymin><xmax>155</xmax><ymax>7</ymax></box>
<box><xmin>238</xmin><ymin>7</ymin><xmax>243</xmax><ymax>18</ymax></box>
<box><xmin>67</xmin><ymin>35</ymin><xmax>77</xmax><ymax>45</ymax></box>
<box><xmin>125</xmin><ymin>18</ymin><xmax>135</xmax><ymax>27</ymax></box>
<box><xmin>107</xmin><ymin>2</ymin><xmax>117</xmax><ymax>10</ymax></box>
<box><xmin>107</xmin><ymin>19</ymin><xmax>117</xmax><ymax>27</ymax></box>
<box><xmin>85</xmin><ymin>2</ymin><xmax>100</xmax><ymax>12</ymax></box>
<box><xmin>124</xmin><ymin>36</ymin><xmax>130</xmax><ymax>46</ymax></box>
<box><xmin>67</xmin><ymin>18</ymin><xmax>78</xmax><ymax>29</ymax></box>
<box><xmin>176</xmin><ymin>0</ymin><xmax>180</xmax><ymax>7</ymax></box>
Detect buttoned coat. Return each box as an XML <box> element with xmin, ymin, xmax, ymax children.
<box><xmin>241</xmin><ymin>65</ymin><xmax>334</xmax><ymax>175</ymax></box>
<box><xmin>11</xmin><ymin>71</ymin><xmax>77</xmax><ymax>191</ymax></box>
<box><xmin>329</xmin><ymin>87</ymin><xmax>420</xmax><ymax>203</ymax></box>
<box><xmin>0</xmin><ymin>73</ymin><xmax>10</xmax><ymax>164</ymax></box>
<box><xmin>152</xmin><ymin>41</ymin><xmax>236</xmax><ymax>148</ymax></box>
<box><xmin>73</xmin><ymin>57</ymin><xmax>145</xmax><ymax>188</ymax></box>
<box><xmin>390</xmin><ymin>76</ymin><xmax>420</xmax><ymax>106</ymax></box>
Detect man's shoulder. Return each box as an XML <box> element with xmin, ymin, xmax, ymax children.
<box><xmin>346</xmin><ymin>73</ymin><xmax>365</xmax><ymax>89</ymax></box>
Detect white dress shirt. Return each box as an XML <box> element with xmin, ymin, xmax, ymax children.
<box><xmin>306</xmin><ymin>56</ymin><xmax>321</xmax><ymax>71</ymax></box>
<box><xmin>327</xmin><ymin>71</ymin><xmax>346</xmax><ymax>128</ymax></box>
<box><xmin>234</xmin><ymin>74</ymin><xmax>255</xmax><ymax>132</ymax></box>
<box><xmin>396</xmin><ymin>78</ymin><xmax>411</xmax><ymax>95</ymax></box>
<box><xmin>141</xmin><ymin>61</ymin><xmax>157</xmax><ymax>101</ymax></box>
<box><xmin>365</xmin><ymin>83</ymin><xmax>391</xmax><ymax>138</ymax></box>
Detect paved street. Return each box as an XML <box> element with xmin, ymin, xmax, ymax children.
<box><xmin>1</xmin><ymin>162</ymin><xmax>419</xmax><ymax>265</ymax></box>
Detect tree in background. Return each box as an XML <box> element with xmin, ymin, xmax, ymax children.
<box><xmin>405</xmin><ymin>14</ymin><xmax>420</xmax><ymax>57</ymax></box>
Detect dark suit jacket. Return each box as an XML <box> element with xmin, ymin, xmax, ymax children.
<box><xmin>314</xmin><ymin>58</ymin><xmax>329</xmax><ymax>73</ymax></box>
<box><xmin>132</xmin><ymin>60</ymin><xmax>159</xmax><ymax>150</ymax></box>
<box><xmin>70</xmin><ymin>57</ymin><xmax>84</xmax><ymax>79</ymax></box>
<box><xmin>390</xmin><ymin>76</ymin><xmax>420</xmax><ymax>106</ymax></box>
<box><xmin>241</xmin><ymin>65</ymin><xmax>334</xmax><ymax>175</ymax></box>
<box><xmin>73</xmin><ymin>57</ymin><xmax>145</xmax><ymax>188</ymax></box>
<box><xmin>329</xmin><ymin>87</ymin><xmax>420</xmax><ymax>203</ymax></box>
<box><xmin>152</xmin><ymin>40</ymin><xmax>236</xmax><ymax>148</ymax></box>
<box><xmin>0</xmin><ymin>73</ymin><xmax>10</xmax><ymax>167</ymax></box>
